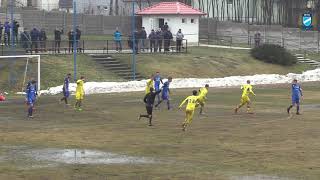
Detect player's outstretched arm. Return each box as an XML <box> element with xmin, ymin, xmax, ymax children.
<box><xmin>179</xmin><ymin>98</ymin><xmax>187</xmax><ymax>109</ymax></box>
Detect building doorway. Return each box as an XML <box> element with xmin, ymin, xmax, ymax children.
<box><xmin>158</xmin><ymin>18</ymin><xmax>164</xmax><ymax>29</ymax></box>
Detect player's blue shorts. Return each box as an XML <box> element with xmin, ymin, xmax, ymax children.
<box><xmin>63</xmin><ymin>90</ymin><xmax>70</xmax><ymax>98</ymax></box>
<box><xmin>162</xmin><ymin>93</ymin><xmax>169</xmax><ymax>100</ymax></box>
<box><xmin>154</xmin><ymin>82</ymin><xmax>160</xmax><ymax>91</ymax></box>
<box><xmin>292</xmin><ymin>96</ymin><xmax>300</xmax><ymax>104</ymax></box>
<box><xmin>27</xmin><ymin>98</ymin><xmax>35</xmax><ymax>105</ymax></box>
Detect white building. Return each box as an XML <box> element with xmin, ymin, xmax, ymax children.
<box><xmin>136</xmin><ymin>1</ymin><xmax>205</xmax><ymax>44</ymax></box>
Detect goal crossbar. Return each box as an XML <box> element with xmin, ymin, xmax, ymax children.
<box><xmin>0</xmin><ymin>55</ymin><xmax>41</xmax><ymax>93</ymax></box>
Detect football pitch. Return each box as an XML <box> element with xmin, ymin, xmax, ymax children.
<box><xmin>0</xmin><ymin>83</ymin><xmax>320</xmax><ymax>180</ymax></box>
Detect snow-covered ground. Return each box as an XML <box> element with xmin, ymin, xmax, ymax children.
<box><xmin>40</xmin><ymin>69</ymin><xmax>320</xmax><ymax>95</ymax></box>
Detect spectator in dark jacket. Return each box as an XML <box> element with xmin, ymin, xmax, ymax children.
<box><xmin>128</xmin><ymin>35</ymin><xmax>133</xmax><ymax>50</ymax></box>
<box><xmin>30</xmin><ymin>27</ymin><xmax>40</xmax><ymax>53</ymax></box>
<box><xmin>148</xmin><ymin>29</ymin><xmax>156</xmax><ymax>52</ymax></box>
<box><xmin>68</xmin><ymin>29</ymin><xmax>74</xmax><ymax>53</ymax></box>
<box><xmin>39</xmin><ymin>28</ymin><xmax>47</xmax><ymax>52</ymax></box>
<box><xmin>76</xmin><ymin>27</ymin><xmax>81</xmax><ymax>52</ymax></box>
<box><xmin>254</xmin><ymin>32</ymin><xmax>261</xmax><ymax>47</ymax></box>
<box><xmin>13</xmin><ymin>19</ymin><xmax>19</xmax><ymax>44</ymax></box>
<box><xmin>162</xmin><ymin>22</ymin><xmax>169</xmax><ymax>31</ymax></box>
<box><xmin>54</xmin><ymin>27</ymin><xmax>63</xmax><ymax>53</ymax></box>
<box><xmin>4</xmin><ymin>21</ymin><xmax>11</xmax><ymax>46</ymax></box>
<box><xmin>140</xmin><ymin>27</ymin><xmax>147</xmax><ymax>52</ymax></box>
<box><xmin>133</xmin><ymin>30</ymin><xmax>139</xmax><ymax>54</ymax></box>
<box><xmin>163</xmin><ymin>29</ymin><xmax>173</xmax><ymax>52</ymax></box>
<box><xmin>156</xmin><ymin>28</ymin><xmax>163</xmax><ymax>52</ymax></box>
<box><xmin>20</xmin><ymin>28</ymin><xmax>31</xmax><ymax>53</ymax></box>
<box><xmin>0</xmin><ymin>21</ymin><xmax>3</xmax><ymax>44</ymax></box>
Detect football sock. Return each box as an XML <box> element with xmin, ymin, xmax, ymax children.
<box><xmin>28</xmin><ymin>106</ymin><xmax>33</xmax><ymax>116</ymax></box>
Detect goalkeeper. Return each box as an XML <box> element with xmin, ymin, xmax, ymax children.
<box><xmin>26</xmin><ymin>80</ymin><xmax>37</xmax><ymax>118</ymax></box>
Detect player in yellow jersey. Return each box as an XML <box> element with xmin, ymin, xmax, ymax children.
<box><xmin>198</xmin><ymin>84</ymin><xmax>209</xmax><ymax>115</ymax></box>
<box><xmin>234</xmin><ymin>80</ymin><xmax>256</xmax><ymax>114</ymax></box>
<box><xmin>74</xmin><ymin>76</ymin><xmax>85</xmax><ymax>111</ymax></box>
<box><xmin>179</xmin><ymin>90</ymin><xmax>199</xmax><ymax>131</ymax></box>
<box><xmin>145</xmin><ymin>74</ymin><xmax>154</xmax><ymax>95</ymax></box>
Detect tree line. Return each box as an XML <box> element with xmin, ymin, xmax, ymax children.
<box><xmin>122</xmin><ymin>0</ymin><xmax>318</xmax><ymax>27</ymax></box>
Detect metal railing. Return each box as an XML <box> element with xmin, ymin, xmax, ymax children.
<box><xmin>0</xmin><ymin>39</ymin><xmax>188</xmax><ymax>55</ymax></box>
<box><xmin>199</xmin><ymin>32</ymin><xmax>320</xmax><ymax>53</ymax></box>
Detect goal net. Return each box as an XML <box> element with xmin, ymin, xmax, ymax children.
<box><xmin>0</xmin><ymin>55</ymin><xmax>40</xmax><ymax>93</ymax></box>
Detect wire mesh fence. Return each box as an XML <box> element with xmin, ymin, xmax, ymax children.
<box><xmin>200</xmin><ymin>18</ymin><xmax>320</xmax><ymax>53</ymax></box>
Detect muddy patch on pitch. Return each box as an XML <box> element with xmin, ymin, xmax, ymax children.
<box><xmin>25</xmin><ymin>148</ymin><xmax>157</xmax><ymax>165</ymax></box>
<box><xmin>231</xmin><ymin>175</ymin><xmax>293</xmax><ymax>180</ymax></box>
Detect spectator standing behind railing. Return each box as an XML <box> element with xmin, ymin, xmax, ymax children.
<box><xmin>30</xmin><ymin>27</ymin><xmax>40</xmax><ymax>53</ymax></box>
<box><xmin>0</xmin><ymin>21</ymin><xmax>3</xmax><ymax>44</ymax></box>
<box><xmin>54</xmin><ymin>27</ymin><xmax>63</xmax><ymax>53</ymax></box>
<box><xmin>156</xmin><ymin>28</ymin><xmax>163</xmax><ymax>52</ymax></box>
<box><xmin>163</xmin><ymin>29</ymin><xmax>173</xmax><ymax>52</ymax></box>
<box><xmin>162</xmin><ymin>22</ymin><xmax>169</xmax><ymax>31</ymax></box>
<box><xmin>148</xmin><ymin>29</ymin><xmax>156</xmax><ymax>53</ymax></box>
<box><xmin>20</xmin><ymin>28</ymin><xmax>31</xmax><ymax>53</ymax></box>
<box><xmin>76</xmin><ymin>27</ymin><xmax>81</xmax><ymax>52</ymax></box>
<box><xmin>39</xmin><ymin>28</ymin><xmax>47</xmax><ymax>52</ymax></box>
<box><xmin>128</xmin><ymin>35</ymin><xmax>133</xmax><ymax>50</ymax></box>
<box><xmin>114</xmin><ymin>29</ymin><xmax>122</xmax><ymax>52</ymax></box>
<box><xmin>134</xmin><ymin>29</ymin><xmax>140</xmax><ymax>54</ymax></box>
<box><xmin>140</xmin><ymin>27</ymin><xmax>147</xmax><ymax>52</ymax></box>
<box><xmin>68</xmin><ymin>29</ymin><xmax>74</xmax><ymax>53</ymax></box>
<box><xmin>254</xmin><ymin>32</ymin><xmax>261</xmax><ymax>47</ymax></box>
<box><xmin>4</xmin><ymin>21</ymin><xmax>11</xmax><ymax>47</ymax></box>
<box><xmin>176</xmin><ymin>29</ymin><xmax>184</xmax><ymax>52</ymax></box>
<box><xmin>13</xmin><ymin>19</ymin><xmax>19</xmax><ymax>45</ymax></box>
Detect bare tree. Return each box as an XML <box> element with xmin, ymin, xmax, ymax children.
<box><xmin>109</xmin><ymin>0</ymin><xmax>114</xmax><ymax>15</ymax></box>
<box><xmin>115</xmin><ymin>0</ymin><xmax>119</xmax><ymax>15</ymax></box>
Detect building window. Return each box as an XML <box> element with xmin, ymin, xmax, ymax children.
<box><xmin>227</xmin><ymin>0</ymin><xmax>233</xmax><ymax>4</ymax></box>
<box><xmin>182</xmin><ymin>18</ymin><xmax>186</xmax><ymax>23</ymax></box>
<box><xmin>191</xmin><ymin>19</ymin><xmax>195</xmax><ymax>23</ymax></box>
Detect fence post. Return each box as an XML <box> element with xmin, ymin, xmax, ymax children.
<box><xmin>82</xmin><ymin>40</ymin><xmax>85</xmax><ymax>53</ymax></box>
<box><xmin>185</xmin><ymin>39</ymin><xmax>188</xmax><ymax>53</ymax></box>
<box><xmin>317</xmin><ymin>31</ymin><xmax>319</xmax><ymax>54</ymax></box>
<box><xmin>107</xmin><ymin>40</ymin><xmax>109</xmax><ymax>54</ymax></box>
<box><xmin>299</xmin><ymin>29</ymin><xmax>301</xmax><ymax>50</ymax></box>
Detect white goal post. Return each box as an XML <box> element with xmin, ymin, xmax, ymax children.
<box><xmin>0</xmin><ymin>55</ymin><xmax>41</xmax><ymax>93</ymax></box>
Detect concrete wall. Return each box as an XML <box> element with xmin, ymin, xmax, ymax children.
<box><xmin>142</xmin><ymin>15</ymin><xmax>200</xmax><ymax>43</ymax></box>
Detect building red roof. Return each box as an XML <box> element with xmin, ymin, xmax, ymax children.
<box><xmin>136</xmin><ymin>2</ymin><xmax>206</xmax><ymax>15</ymax></box>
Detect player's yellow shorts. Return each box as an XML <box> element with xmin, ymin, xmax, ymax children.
<box><xmin>240</xmin><ymin>96</ymin><xmax>250</xmax><ymax>104</ymax></box>
<box><xmin>185</xmin><ymin>109</ymin><xmax>195</xmax><ymax>124</ymax></box>
<box><xmin>76</xmin><ymin>92</ymin><xmax>84</xmax><ymax>100</ymax></box>
<box><xmin>198</xmin><ymin>97</ymin><xmax>206</xmax><ymax>106</ymax></box>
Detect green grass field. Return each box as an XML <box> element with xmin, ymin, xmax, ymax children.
<box><xmin>0</xmin><ymin>83</ymin><xmax>320</xmax><ymax>180</ymax></box>
<box><xmin>116</xmin><ymin>47</ymin><xmax>312</xmax><ymax>78</ymax></box>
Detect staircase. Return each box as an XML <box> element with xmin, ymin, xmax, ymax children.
<box><xmin>90</xmin><ymin>54</ymin><xmax>144</xmax><ymax>80</ymax></box>
<box><xmin>295</xmin><ymin>54</ymin><xmax>320</xmax><ymax>68</ymax></box>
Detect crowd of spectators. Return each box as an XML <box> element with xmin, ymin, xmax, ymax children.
<box><xmin>117</xmin><ymin>22</ymin><xmax>185</xmax><ymax>54</ymax></box>
<box><xmin>1</xmin><ymin>20</ymin><xmax>185</xmax><ymax>54</ymax></box>
<box><xmin>0</xmin><ymin>20</ymin><xmax>82</xmax><ymax>54</ymax></box>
